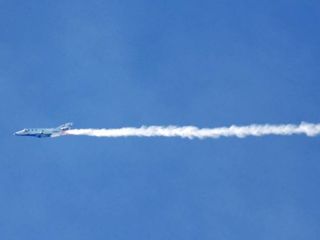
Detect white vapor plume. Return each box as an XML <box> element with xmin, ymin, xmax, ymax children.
<box><xmin>65</xmin><ymin>122</ymin><xmax>320</xmax><ymax>139</ymax></box>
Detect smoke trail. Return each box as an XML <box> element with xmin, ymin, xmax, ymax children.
<box><xmin>65</xmin><ymin>122</ymin><xmax>320</xmax><ymax>139</ymax></box>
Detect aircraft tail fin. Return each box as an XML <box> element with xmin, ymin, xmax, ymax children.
<box><xmin>58</xmin><ymin>122</ymin><xmax>73</xmax><ymax>130</ymax></box>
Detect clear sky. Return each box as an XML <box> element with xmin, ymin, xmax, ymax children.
<box><xmin>1</xmin><ymin>0</ymin><xmax>320</xmax><ymax>239</ymax></box>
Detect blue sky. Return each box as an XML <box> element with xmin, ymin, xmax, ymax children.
<box><xmin>1</xmin><ymin>0</ymin><xmax>320</xmax><ymax>239</ymax></box>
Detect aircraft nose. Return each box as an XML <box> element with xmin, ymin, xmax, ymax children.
<box><xmin>14</xmin><ymin>130</ymin><xmax>22</xmax><ymax>136</ymax></box>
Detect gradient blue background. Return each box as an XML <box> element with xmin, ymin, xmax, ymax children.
<box><xmin>1</xmin><ymin>0</ymin><xmax>320</xmax><ymax>239</ymax></box>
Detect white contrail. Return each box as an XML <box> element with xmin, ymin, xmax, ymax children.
<box><xmin>65</xmin><ymin>122</ymin><xmax>320</xmax><ymax>139</ymax></box>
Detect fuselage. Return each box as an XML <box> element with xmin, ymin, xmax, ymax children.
<box><xmin>14</xmin><ymin>128</ymin><xmax>59</xmax><ymax>138</ymax></box>
<box><xmin>14</xmin><ymin>123</ymin><xmax>73</xmax><ymax>138</ymax></box>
